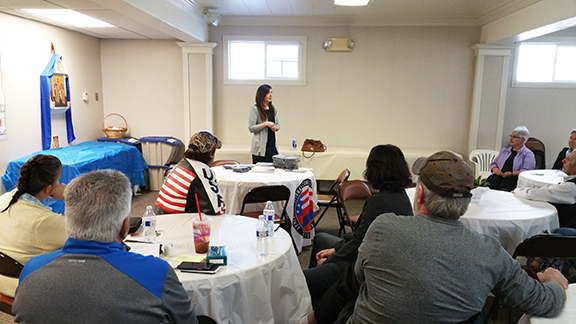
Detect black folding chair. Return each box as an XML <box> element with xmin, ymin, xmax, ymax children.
<box><xmin>239</xmin><ymin>185</ymin><xmax>291</xmax><ymax>232</ymax></box>
<box><xmin>0</xmin><ymin>251</ymin><xmax>24</xmax><ymax>315</ymax></box>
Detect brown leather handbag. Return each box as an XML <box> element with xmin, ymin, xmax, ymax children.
<box><xmin>301</xmin><ymin>139</ymin><xmax>327</xmax><ymax>158</ymax></box>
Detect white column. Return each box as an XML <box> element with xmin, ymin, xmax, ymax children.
<box><xmin>468</xmin><ymin>44</ymin><xmax>515</xmax><ymax>153</ymax></box>
<box><xmin>177</xmin><ymin>42</ymin><xmax>217</xmax><ymax>141</ymax></box>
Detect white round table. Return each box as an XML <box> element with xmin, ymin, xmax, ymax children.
<box><xmin>152</xmin><ymin>213</ymin><xmax>312</xmax><ymax>324</ymax></box>
<box><xmin>518</xmin><ymin>170</ymin><xmax>568</xmax><ymax>189</ymax></box>
<box><xmin>212</xmin><ymin>166</ymin><xmax>318</xmax><ymax>253</ymax></box>
<box><xmin>405</xmin><ymin>188</ymin><xmax>559</xmax><ymax>254</ymax></box>
<box><xmin>518</xmin><ymin>284</ymin><xmax>576</xmax><ymax>323</ymax></box>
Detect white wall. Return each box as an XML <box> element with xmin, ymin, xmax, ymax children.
<box><xmin>0</xmin><ymin>13</ymin><xmax>103</xmax><ymax>191</ymax></box>
<box><xmin>210</xmin><ymin>26</ymin><xmax>480</xmax><ymax>155</ymax></box>
<box><xmin>100</xmin><ymin>40</ymin><xmax>184</xmax><ymax>140</ymax></box>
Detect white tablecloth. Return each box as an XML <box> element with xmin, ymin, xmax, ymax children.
<box><xmin>213</xmin><ymin>166</ymin><xmax>317</xmax><ymax>253</ymax></box>
<box><xmin>406</xmin><ymin>188</ymin><xmax>559</xmax><ymax>254</ymax></box>
<box><xmin>518</xmin><ymin>284</ymin><xmax>576</xmax><ymax>323</ymax></box>
<box><xmin>518</xmin><ymin>170</ymin><xmax>567</xmax><ymax>189</ymax></box>
<box><xmin>142</xmin><ymin>213</ymin><xmax>311</xmax><ymax>324</ymax></box>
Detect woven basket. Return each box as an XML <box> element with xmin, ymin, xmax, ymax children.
<box><xmin>102</xmin><ymin>113</ymin><xmax>128</xmax><ymax>139</ymax></box>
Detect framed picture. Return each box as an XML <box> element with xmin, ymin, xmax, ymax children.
<box><xmin>51</xmin><ymin>73</ymin><xmax>68</xmax><ymax>108</ymax></box>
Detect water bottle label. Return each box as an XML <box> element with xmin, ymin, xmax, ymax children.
<box><xmin>145</xmin><ymin>221</ymin><xmax>151</xmax><ymax>226</ymax></box>
<box><xmin>257</xmin><ymin>230</ymin><xmax>269</xmax><ymax>238</ymax></box>
<box><xmin>267</xmin><ymin>214</ymin><xmax>274</xmax><ymax>221</ymax></box>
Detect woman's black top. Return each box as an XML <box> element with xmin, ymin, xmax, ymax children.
<box><xmin>265</xmin><ymin>109</ymin><xmax>276</xmax><ymax>149</ymax></box>
<box><xmin>501</xmin><ymin>150</ymin><xmax>518</xmax><ymax>173</ymax></box>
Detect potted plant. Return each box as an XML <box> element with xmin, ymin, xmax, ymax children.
<box><xmin>473</xmin><ymin>176</ymin><xmax>490</xmax><ymax>188</ymax></box>
<box><xmin>471</xmin><ymin>176</ymin><xmax>490</xmax><ymax>202</ymax></box>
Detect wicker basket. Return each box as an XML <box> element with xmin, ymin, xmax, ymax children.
<box><xmin>102</xmin><ymin>113</ymin><xmax>128</xmax><ymax>139</ymax></box>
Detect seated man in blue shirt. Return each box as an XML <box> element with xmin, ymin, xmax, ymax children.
<box><xmin>13</xmin><ymin>169</ymin><xmax>199</xmax><ymax>324</ymax></box>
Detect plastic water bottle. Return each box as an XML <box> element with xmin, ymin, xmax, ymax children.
<box><xmin>142</xmin><ymin>206</ymin><xmax>156</xmax><ymax>243</ymax></box>
<box><xmin>263</xmin><ymin>201</ymin><xmax>275</xmax><ymax>237</ymax></box>
<box><xmin>292</xmin><ymin>137</ymin><xmax>297</xmax><ymax>151</ymax></box>
<box><xmin>256</xmin><ymin>215</ymin><xmax>269</xmax><ymax>256</ymax></box>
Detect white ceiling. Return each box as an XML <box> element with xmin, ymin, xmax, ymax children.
<box><xmin>0</xmin><ymin>0</ymin><xmax>558</xmax><ymax>41</ymax></box>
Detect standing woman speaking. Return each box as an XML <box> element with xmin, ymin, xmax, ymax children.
<box><xmin>248</xmin><ymin>84</ymin><xmax>280</xmax><ymax>164</ymax></box>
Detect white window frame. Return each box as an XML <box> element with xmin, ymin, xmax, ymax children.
<box><xmin>223</xmin><ymin>35</ymin><xmax>307</xmax><ymax>86</ymax></box>
<box><xmin>512</xmin><ymin>42</ymin><xmax>576</xmax><ymax>89</ymax></box>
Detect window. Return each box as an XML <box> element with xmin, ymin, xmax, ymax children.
<box><xmin>223</xmin><ymin>36</ymin><xmax>307</xmax><ymax>85</ymax></box>
<box><xmin>513</xmin><ymin>43</ymin><xmax>576</xmax><ymax>88</ymax></box>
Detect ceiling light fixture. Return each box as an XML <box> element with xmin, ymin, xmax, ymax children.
<box><xmin>204</xmin><ymin>10</ymin><xmax>221</xmax><ymax>27</ymax></box>
<box><xmin>22</xmin><ymin>9</ymin><xmax>113</xmax><ymax>27</ymax></box>
<box><xmin>334</xmin><ymin>0</ymin><xmax>370</xmax><ymax>6</ymax></box>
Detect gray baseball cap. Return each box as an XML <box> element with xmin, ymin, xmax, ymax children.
<box><xmin>412</xmin><ymin>151</ymin><xmax>474</xmax><ymax>198</ymax></box>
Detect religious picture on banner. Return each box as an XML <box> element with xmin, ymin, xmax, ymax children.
<box><xmin>51</xmin><ymin>74</ymin><xmax>68</xmax><ymax>107</ymax></box>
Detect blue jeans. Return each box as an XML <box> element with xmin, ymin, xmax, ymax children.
<box><xmin>553</xmin><ymin>227</ymin><xmax>576</xmax><ymax>235</ymax></box>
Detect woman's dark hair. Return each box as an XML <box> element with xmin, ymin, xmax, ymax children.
<box><xmin>363</xmin><ymin>144</ymin><xmax>412</xmax><ymax>191</ymax></box>
<box><xmin>183</xmin><ymin>146</ymin><xmax>212</xmax><ymax>165</ymax></box>
<box><xmin>255</xmin><ymin>84</ymin><xmax>276</xmax><ymax>121</ymax></box>
<box><xmin>2</xmin><ymin>154</ymin><xmax>62</xmax><ymax>212</ymax></box>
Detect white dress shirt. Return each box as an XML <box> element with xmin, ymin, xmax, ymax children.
<box><xmin>515</xmin><ymin>175</ymin><xmax>576</xmax><ymax>204</ymax></box>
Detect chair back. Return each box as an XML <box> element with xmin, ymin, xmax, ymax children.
<box><xmin>239</xmin><ymin>185</ymin><xmax>291</xmax><ymax>222</ymax></box>
<box><xmin>337</xmin><ymin>181</ymin><xmax>372</xmax><ymax>235</ymax></box>
<box><xmin>339</xmin><ymin>181</ymin><xmax>372</xmax><ymax>202</ymax></box>
<box><xmin>524</xmin><ymin>137</ymin><xmax>546</xmax><ymax>169</ymax></box>
<box><xmin>513</xmin><ymin>234</ymin><xmax>576</xmax><ymax>259</ymax></box>
<box><xmin>0</xmin><ymin>251</ymin><xmax>23</xmax><ymax>315</ymax></box>
<box><xmin>325</xmin><ymin>169</ymin><xmax>350</xmax><ymax>194</ymax></box>
<box><xmin>513</xmin><ymin>234</ymin><xmax>576</xmax><ymax>283</ymax></box>
<box><xmin>0</xmin><ymin>252</ymin><xmax>23</xmax><ymax>278</ymax></box>
<box><xmin>211</xmin><ymin>159</ymin><xmax>240</xmax><ymax>167</ymax></box>
<box><xmin>469</xmin><ymin>150</ymin><xmax>498</xmax><ymax>180</ymax></box>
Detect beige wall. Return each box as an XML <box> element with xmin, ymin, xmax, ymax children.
<box><xmin>100</xmin><ymin>39</ymin><xmax>184</xmax><ymax>140</ymax></box>
<box><xmin>210</xmin><ymin>26</ymin><xmax>480</xmax><ymax>155</ymax></box>
<box><xmin>0</xmin><ymin>13</ymin><xmax>103</xmax><ymax>191</ymax></box>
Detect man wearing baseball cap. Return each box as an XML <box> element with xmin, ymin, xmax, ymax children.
<box><xmin>155</xmin><ymin>131</ymin><xmax>226</xmax><ymax>215</ymax></box>
<box><xmin>345</xmin><ymin>151</ymin><xmax>567</xmax><ymax>323</ymax></box>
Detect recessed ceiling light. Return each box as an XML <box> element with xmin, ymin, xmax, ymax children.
<box><xmin>334</xmin><ymin>0</ymin><xmax>370</xmax><ymax>6</ymax></box>
<box><xmin>22</xmin><ymin>9</ymin><xmax>113</xmax><ymax>27</ymax></box>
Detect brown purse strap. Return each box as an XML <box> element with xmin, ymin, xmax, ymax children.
<box><xmin>302</xmin><ymin>151</ymin><xmax>316</xmax><ymax>158</ymax></box>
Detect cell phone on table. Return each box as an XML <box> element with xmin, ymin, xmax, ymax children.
<box><xmin>176</xmin><ymin>262</ymin><xmax>222</xmax><ymax>274</ymax></box>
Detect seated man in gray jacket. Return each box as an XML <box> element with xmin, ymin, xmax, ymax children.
<box><xmin>346</xmin><ymin>151</ymin><xmax>568</xmax><ymax>324</ymax></box>
<box><xmin>13</xmin><ymin>170</ymin><xmax>199</xmax><ymax>324</ymax></box>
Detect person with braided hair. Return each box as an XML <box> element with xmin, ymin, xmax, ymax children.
<box><xmin>0</xmin><ymin>154</ymin><xmax>67</xmax><ymax>298</ymax></box>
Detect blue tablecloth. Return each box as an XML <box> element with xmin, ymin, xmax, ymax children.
<box><xmin>2</xmin><ymin>141</ymin><xmax>148</xmax><ymax>213</ymax></box>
